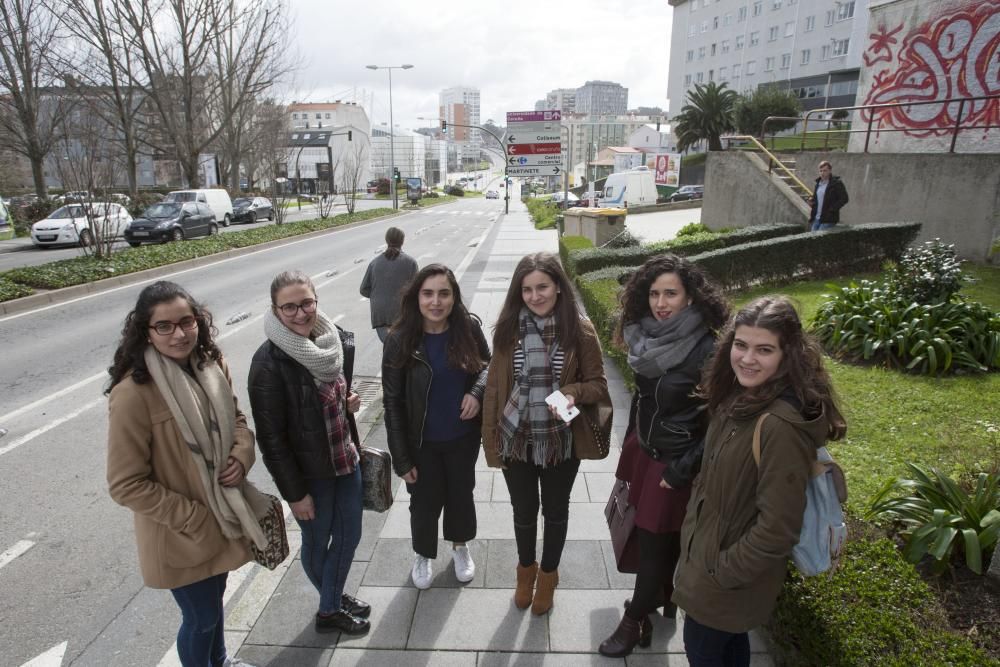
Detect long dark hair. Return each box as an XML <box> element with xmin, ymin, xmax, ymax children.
<box><xmin>105</xmin><ymin>281</ymin><xmax>221</xmax><ymax>393</ymax></box>
<box><xmin>700</xmin><ymin>296</ymin><xmax>847</xmax><ymax>439</ymax></box>
<box><xmin>384</xmin><ymin>227</ymin><xmax>404</xmax><ymax>260</ymax></box>
<box><xmin>388</xmin><ymin>264</ymin><xmax>486</xmax><ymax>374</ymax></box>
<box><xmin>614</xmin><ymin>254</ymin><xmax>730</xmax><ymax>347</ymax></box>
<box><xmin>493</xmin><ymin>252</ymin><xmax>580</xmax><ymax>353</ymax></box>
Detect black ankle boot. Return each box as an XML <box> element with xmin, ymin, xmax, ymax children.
<box><xmin>315</xmin><ymin>610</ymin><xmax>370</xmax><ymax>635</ymax></box>
<box><xmin>598</xmin><ymin>613</ymin><xmax>652</xmax><ymax>657</ymax></box>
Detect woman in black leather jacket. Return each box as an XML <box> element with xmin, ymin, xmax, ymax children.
<box><xmin>599</xmin><ymin>255</ymin><xmax>729</xmax><ymax>657</ymax></box>
<box><xmin>381</xmin><ymin>264</ymin><xmax>490</xmax><ymax>590</ymax></box>
<box><xmin>247</xmin><ymin>270</ymin><xmax>370</xmax><ymax>637</ymax></box>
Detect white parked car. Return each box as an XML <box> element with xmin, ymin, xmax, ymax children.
<box><xmin>30</xmin><ymin>202</ymin><xmax>133</xmax><ymax>248</ymax></box>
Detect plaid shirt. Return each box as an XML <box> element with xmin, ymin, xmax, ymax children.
<box><xmin>316</xmin><ymin>375</ymin><xmax>356</xmax><ymax>476</ymax></box>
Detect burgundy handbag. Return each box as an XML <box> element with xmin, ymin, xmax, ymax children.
<box><xmin>604</xmin><ymin>478</ymin><xmax>640</xmax><ymax>573</ymax></box>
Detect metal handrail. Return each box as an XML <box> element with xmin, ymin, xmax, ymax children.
<box><xmin>725</xmin><ymin>135</ymin><xmax>812</xmax><ymax>195</ymax></box>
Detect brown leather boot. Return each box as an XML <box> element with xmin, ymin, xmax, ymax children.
<box><xmin>514</xmin><ymin>562</ymin><xmax>538</xmax><ymax>609</ymax></box>
<box><xmin>531</xmin><ymin>569</ymin><xmax>559</xmax><ymax>615</ymax></box>
<box><xmin>598</xmin><ymin>613</ymin><xmax>652</xmax><ymax>657</ymax></box>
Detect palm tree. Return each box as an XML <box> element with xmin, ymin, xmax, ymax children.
<box><xmin>672</xmin><ymin>82</ymin><xmax>739</xmax><ymax>152</ymax></box>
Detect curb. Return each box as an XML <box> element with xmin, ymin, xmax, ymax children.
<box><xmin>0</xmin><ymin>210</ymin><xmax>406</xmax><ymax>317</ymax></box>
<box><xmin>0</xmin><ymin>242</ymin><xmax>34</xmax><ymax>255</ymax></box>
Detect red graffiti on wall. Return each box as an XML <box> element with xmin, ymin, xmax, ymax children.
<box><xmin>861</xmin><ymin>2</ymin><xmax>1000</xmax><ymax>137</ymax></box>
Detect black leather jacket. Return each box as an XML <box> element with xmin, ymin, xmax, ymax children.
<box><xmin>628</xmin><ymin>331</ymin><xmax>716</xmax><ymax>488</ymax></box>
<box><xmin>247</xmin><ymin>326</ymin><xmax>360</xmax><ymax>503</ymax></box>
<box><xmin>381</xmin><ymin>321</ymin><xmax>491</xmax><ymax>476</ymax></box>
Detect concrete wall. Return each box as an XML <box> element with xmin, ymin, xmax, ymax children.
<box><xmin>703</xmin><ymin>150</ymin><xmax>1000</xmax><ymax>262</ymax></box>
<box><xmin>702</xmin><ymin>151</ymin><xmax>811</xmax><ymax>231</ymax></box>
<box><xmin>850</xmin><ymin>0</ymin><xmax>1000</xmax><ymax>153</ymax></box>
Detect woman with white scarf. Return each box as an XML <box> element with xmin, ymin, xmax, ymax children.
<box><xmin>107</xmin><ymin>281</ymin><xmax>264</xmax><ymax>667</ymax></box>
<box><xmin>598</xmin><ymin>255</ymin><xmax>729</xmax><ymax>658</ymax></box>
<box><xmin>248</xmin><ymin>270</ymin><xmax>369</xmax><ymax>636</ymax></box>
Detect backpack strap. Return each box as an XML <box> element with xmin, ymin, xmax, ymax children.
<box><xmin>751</xmin><ymin>413</ymin><xmax>770</xmax><ymax>467</ymax></box>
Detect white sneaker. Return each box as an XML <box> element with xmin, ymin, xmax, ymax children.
<box><xmin>411</xmin><ymin>554</ymin><xmax>432</xmax><ymax>589</ymax></box>
<box><xmin>452</xmin><ymin>544</ymin><xmax>475</xmax><ymax>583</ymax></box>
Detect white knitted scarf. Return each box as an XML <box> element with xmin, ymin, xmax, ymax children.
<box><xmin>264</xmin><ymin>308</ymin><xmax>343</xmax><ymax>382</ymax></box>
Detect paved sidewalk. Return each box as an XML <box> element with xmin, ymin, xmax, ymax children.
<box><xmin>222</xmin><ymin>199</ymin><xmax>773</xmax><ymax>666</ymax></box>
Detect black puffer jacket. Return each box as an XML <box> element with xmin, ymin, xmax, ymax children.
<box><xmin>248</xmin><ymin>327</ymin><xmax>360</xmax><ymax>503</ymax></box>
<box><xmin>627</xmin><ymin>331</ymin><xmax>716</xmax><ymax>488</ymax></box>
<box><xmin>381</xmin><ymin>321</ymin><xmax>490</xmax><ymax>476</ymax></box>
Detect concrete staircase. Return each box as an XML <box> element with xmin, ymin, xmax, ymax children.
<box><xmin>768</xmin><ymin>155</ymin><xmax>812</xmax><ymax>202</ymax></box>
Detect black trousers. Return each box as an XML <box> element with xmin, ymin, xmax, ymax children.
<box><xmin>502</xmin><ymin>456</ymin><xmax>580</xmax><ymax>572</ymax></box>
<box><xmin>407</xmin><ymin>431</ymin><xmax>480</xmax><ymax>558</ymax></box>
<box><xmin>625</xmin><ymin>528</ymin><xmax>681</xmax><ymax>620</ymax></box>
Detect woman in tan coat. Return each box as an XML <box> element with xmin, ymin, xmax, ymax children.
<box><xmin>107</xmin><ymin>281</ymin><xmax>266</xmax><ymax>667</ymax></box>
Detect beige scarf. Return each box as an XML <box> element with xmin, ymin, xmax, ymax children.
<box><xmin>144</xmin><ymin>347</ymin><xmax>269</xmax><ymax>549</ymax></box>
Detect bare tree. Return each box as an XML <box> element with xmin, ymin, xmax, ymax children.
<box><xmin>241</xmin><ymin>98</ymin><xmax>285</xmax><ymax>191</ymax></box>
<box><xmin>0</xmin><ymin>0</ymin><xmax>69</xmax><ymax>197</ymax></box>
<box><xmin>340</xmin><ymin>143</ymin><xmax>367</xmax><ymax>215</ymax></box>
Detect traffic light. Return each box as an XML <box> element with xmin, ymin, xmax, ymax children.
<box><xmin>393</xmin><ymin>167</ymin><xmax>400</xmax><ymax>182</ymax></box>
<box><xmin>441</xmin><ymin>120</ymin><xmax>447</xmax><ymax>132</ymax></box>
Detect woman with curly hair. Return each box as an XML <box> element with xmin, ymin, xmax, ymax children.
<box><xmin>106</xmin><ymin>281</ymin><xmax>267</xmax><ymax>667</ymax></box>
<box><xmin>599</xmin><ymin>255</ymin><xmax>729</xmax><ymax>657</ymax></box>
<box><xmin>673</xmin><ymin>296</ymin><xmax>847</xmax><ymax>666</ymax></box>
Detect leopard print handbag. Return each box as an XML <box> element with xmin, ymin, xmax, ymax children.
<box><xmin>360</xmin><ymin>446</ymin><xmax>394</xmax><ymax>512</ymax></box>
<box><xmin>250</xmin><ymin>493</ymin><xmax>290</xmax><ymax>570</ymax></box>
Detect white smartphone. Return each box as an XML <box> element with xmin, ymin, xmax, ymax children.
<box><xmin>545</xmin><ymin>390</ymin><xmax>581</xmax><ymax>423</ymax></box>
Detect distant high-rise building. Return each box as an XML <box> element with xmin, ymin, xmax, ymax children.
<box><xmin>576</xmin><ymin>81</ymin><xmax>628</xmax><ymax>115</ymax></box>
<box><xmin>545</xmin><ymin>88</ymin><xmax>578</xmax><ymax>114</ymax></box>
<box><xmin>439</xmin><ymin>86</ymin><xmax>481</xmax><ymax>144</ymax></box>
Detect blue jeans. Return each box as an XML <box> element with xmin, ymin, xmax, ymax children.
<box><xmin>683</xmin><ymin>613</ymin><xmax>751</xmax><ymax>667</ymax></box>
<box><xmin>170</xmin><ymin>573</ymin><xmax>227</xmax><ymax>667</ymax></box>
<box><xmin>295</xmin><ymin>469</ymin><xmax>363</xmax><ymax>614</ymax></box>
<box><xmin>811</xmin><ymin>220</ymin><xmax>835</xmax><ymax>231</ymax></box>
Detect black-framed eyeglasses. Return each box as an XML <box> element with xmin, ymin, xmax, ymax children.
<box><xmin>149</xmin><ymin>316</ymin><xmax>198</xmax><ymax>336</ymax></box>
<box><xmin>276</xmin><ymin>298</ymin><xmax>318</xmax><ymax>317</ymax></box>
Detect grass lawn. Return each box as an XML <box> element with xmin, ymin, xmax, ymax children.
<box><xmin>0</xmin><ymin>228</ymin><xmax>14</xmax><ymax>241</ymax></box>
<box><xmin>728</xmin><ymin>265</ymin><xmax>1000</xmax><ymax>514</ymax></box>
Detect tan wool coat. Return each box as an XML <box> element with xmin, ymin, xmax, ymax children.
<box><xmin>481</xmin><ymin>318</ymin><xmax>610</xmax><ymax>468</ymax></box>
<box><xmin>107</xmin><ymin>360</ymin><xmax>255</xmax><ymax>590</ymax></box>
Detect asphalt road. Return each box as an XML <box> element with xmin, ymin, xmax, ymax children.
<box><xmin>0</xmin><ymin>194</ymin><xmax>504</xmax><ymax>666</ymax></box>
<box><xmin>0</xmin><ymin>198</ymin><xmax>391</xmax><ymax>273</ymax></box>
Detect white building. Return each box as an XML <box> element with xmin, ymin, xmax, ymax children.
<box><xmin>561</xmin><ymin>116</ymin><xmax>653</xmax><ymax>183</ymax></box>
<box><xmin>545</xmin><ymin>88</ymin><xmax>578</xmax><ymax>114</ymax></box>
<box><xmin>371</xmin><ymin>125</ymin><xmax>427</xmax><ymax>182</ymax></box>
<box><xmin>628</xmin><ymin>124</ymin><xmax>677</xmax><ymax>153</ymax></box>
<box><xmin>439</xmin><ymin>86</ymin><xmax>481</xmax><ymax>145</ymax></box>
<box><xmin>576</xmin><ymin>81</ymin><xmax>629</xmax><ymax>116</ymax></box>
<box><xmin>666</xmin><ymin>0</ymin><xmax>870</xmax><ymax>118</ymax></box>
<box><xmin>283</xmin><ymin>128</ymin><xmax>370</xmax><ymax>194</ymax></box>
<box><xmin>288</xmin><ymin>101</ymin><xmax>371</xmax><ymax>133</ymax></box>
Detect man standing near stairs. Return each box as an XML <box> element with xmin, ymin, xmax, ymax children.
<box><xmin>808</xmin><ymin>160</ymin><xmax>849</xmax><ymax>231</ymax></box>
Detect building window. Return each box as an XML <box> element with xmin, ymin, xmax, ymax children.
<box><xmin>719</xmin><ymin>65</ymin><xmax>728</xmax><ymax>80</ymax></box>
<box><xmin>746</xmin><ymin>60</ymin><xmax>756</xmax><ymax>74</ymax></box>
<box><xmin>711</xmin><ymin>43</ymin><xmax>717</xmax><ymax>56</ymax></box>
<box><xmin>709</xmin><ymin>69</ymin><xmax>715</xmax><ymax>81</ymax></box>
<box><xmin>738</xmin><ymin>6</ymin><xmax>747</xmax><ymax>21</ymax></box>
<box><xmin>789</xmin><ymin>0</ymin><xmax>797</xmax><ymax>4</ymax></box>
<box><xmin>699</xmin><ymin>46</ymin><xmax>706</xmax><ymax>59</ymax></box>
<box><xmin>752</xmin><ymin>1</ymin><xmax>762</xmax><ymax>16</ymax></box>
<box><xmin>315</xmin><ymin>113</ymin><xmax>321</xmax><ymax>119</ymax></box>
<box><xmin>765</xmin><ymin>56</ymin><xmax>775</xmax><ymax>71</ymax></box>
<box><xmin>785</xmin><ymin>21</ymin><xmax>794</xmax><ymax>36</ymax></box>
<box><xmin>735</xmin><ymin>34</ymin><xmax>744</xmax><ymax>49</ymax></box>
<box><xmin>702</xmin><ymin>20</ymin><xmax>709</xmax><ymax>32</ymax></box>
<box><xmin>325</xmin><ymin>113</ymin><xmax>331</xmax><ymax>119</ymax></box>
<box><xmin>806</xmin><ymin>15</ymin><xmax>815</xmax><ymax>31</ymax></box>
<box><xmin>696</xmin><ymin>71</ymin><xmax>705</xmax><ymax>83</ymax></box>
<box><xmin>768</xmin><ymin>25</ymin><xmax>779</xmax><ymax>41</ymax></box>
<box><xmin>689</xmin><ymin>24</ymin><xmax>697</xmax><ymax>36</ymax></box>
<box><xmin>821</xmin><ymin>44</ymin><xmax>831</xmax><ymax>59</ymax></box>
<box><xmin>825</xmin><ymin>9</ymin><xmax>835</xmax><ymax>25</ymax></box>
<box><xmin>687</xmin><ymin>49</ymin><xmax>694</xmax><ymax>62</ymax></box>
<box><xmin>722</xmin><ymin>39</ymin><xmax>730</xmax><ymax>53</ymax></box>
<box><xmin>801</xmin><ymin>48</ymin><xmax>811</xmax><ymax>65</ymax></box>
<box><xmin>292</xmin><ymin>113</ymin><xmax>298</xmax><ymax>119</ymax></box>
<box><xmin>750</xmin><ymin>31</ymin><xmax>760</xmax><ymax>46</ymax></box>
<box><xmin>684</xmin><ymin>74</ymin><xmax>692</xmax><ymax>86</ymax></box>
<box><xmin>837</xmin><ymin>1</ymin><xmax>855</xmax><ymax>20</ymax></box>
<box><xmin>772</xmin><ymin>0</ymin><xmax>781</xmax><ymax>9</ymax></box>
<box><xmin>690</xmin><ymin>0</ymin><xmax>697</xmax><ymax>11</ymax></box>
<box><xmin>713</xmin><ymin>16</ymin><xmax>719</xmax><ymax>29</ymax></box>
<box><xmin>781</xmin><ymin>53</ymin><xmax>791</xmax><ymax>68</ymax></box>
<box><xmin>724</xmin><ymin>12</ymin><xmax>732</xmax><ymax>25</ymax></box>
<box><xmin>832</xmin><ymin>38</ymin><xmax>850</xmax><ymax>56</ymax></box>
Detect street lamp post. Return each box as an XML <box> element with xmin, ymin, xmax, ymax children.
<box><xmin>366</xmin><ymin>64</ymin><xmax>413</xmax><ymax>210</ymax></box>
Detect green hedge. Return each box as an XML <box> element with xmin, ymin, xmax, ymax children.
<box><xmin>769</xmin><ymin>537</ymin><xmax>996</xmax><ymax>666</ymax></box>
<box><xmin>578</xmin><ymin>223</ymin><xmax>922</xmax><ymax>290</ymax></box>
<box><xmin>558</xmin><ymin>235</ymin><xmax>593</xmax><ymax>267</ymax></box>
<box><xmin>525</xmin><ymin>198</ymin><xmax>559</xmax><ymax>230</ymax></box>
<box><xmin>2</xmin><ymin>208</ymin><xmax>396</xmax><ymax>294</ymax></box>
<box><xmin>566</xmin><ymin>223</ymin><xmax>803</xmax><ymax>277</ymax></box>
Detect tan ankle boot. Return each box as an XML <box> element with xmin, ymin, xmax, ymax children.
<box><xmin>531</xmin><ymin>568</ymin><xmax>559</xmax><ymax>615</ymax></box>
<box><xmin>514</xmin><ymin>562</ymin><xmax>538</xmax><ymax>609</ymax></box>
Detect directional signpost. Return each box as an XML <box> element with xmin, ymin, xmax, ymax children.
<box><xmin>505</xmin><ymin>110</ymin><xmax>564</xmax><ymax>177</ymax></box>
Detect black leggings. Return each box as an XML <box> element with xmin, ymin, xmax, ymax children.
<box><xmin>625</xmin><ymin>528</ymin><xmax>681</xmax><ymax>620</ymax></box>
<box><xmin>502</xmin><ymin>456</ymin><xmax>580</xmax><ymax>572</ymax></box>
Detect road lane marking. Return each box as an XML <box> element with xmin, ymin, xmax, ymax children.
<box><xmin>19</xmin><ymin>641</ymin><xmax>67</xmax><ymax>667</ymax></box>
<box><xmin>453</xmin><ymin>233</ymin><xmax>487</xmax><ymax>281</ymax></box>
<box><xmin>0</xmin><ymin>538</ymin><xmax>36</xmax><ymax>571</ymax></box>
<box><xmin>0</xmin><ymin>398</ymin><xmax>105</xmax><ymax>459</ymax></box>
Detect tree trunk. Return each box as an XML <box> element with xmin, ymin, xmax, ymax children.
<box><xmin>30</xmin><ymin>154</ymin><xmax>47</xmax><ymax>198</ymax></box>
<box><xmin>989</xmin><ymin>543</ymin><xmax>1000</xmax><ymax>584</ymax></box>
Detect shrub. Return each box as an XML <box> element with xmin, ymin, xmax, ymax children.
<box><xmin>445</xmin><ymin>185</ymin><xmax>465</xmax><ymax>197</ymax></box>
<box><xmin>867</xmin><ymin>464</ymin><xmax>1000</xmax><ymax>574</ymax></box>
<box><xmin>558</xmin><ymin>235</ymin><xmax>593</xmax><ymax>267</ymax></box>
<box><xmin>376</xmin><ymin>178</ymin><xmax>391</xmax><ymax>195</ymax></box>
<box><xmin>0</xmin><ymin>276</ymin><xmax>32</xmax><ymax>301</ymax></box>
<box><xmin>885</xmin><ymin>239</ymin><xmax>966</xmax><ymax>305</ymax></box>
<box><xmin>524</xmin><ymin>198</ymin><xmax>559</xmax><ymax>230</ymax></box>
<box><xmin>768</xmin><ymin>536</ymin><xmax>996</xmax><ymax>666</ymax></box>
<box><xmin>424</xmin><ymin>191</ymin><xmax>440</xmax><ymax>198</ymax></box>
<box><xmin>602</xmin><ymin>229</ymin><xmax>641</xmax><ymax>249</ymax></box>
<box><xmin>675</xmin><ymin>222</ymin><xmax>712</xmax><ymax>237</ymax></box>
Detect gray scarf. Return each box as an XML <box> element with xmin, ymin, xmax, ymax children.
<box><xmin>264</xmin><ymin>308</ymin><xmax>343</xmax><ymax>382</ymax></box>
<box><xmin>144</xmin><ymin>348</ymin><xmax>269</xmax><ymax>549</ymax></box>
<box><xmin>624</xmin><ymin>307</ymin><xmax>707</xmax><ymax>378</ymax></box>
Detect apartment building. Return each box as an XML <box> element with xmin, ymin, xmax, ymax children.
<box><xmin>576</xmin><ymin>80</ymin><xmax>629</xmax><ymax>116</ymax></box>
<box><xmin>288</xmin><ymin>101</ymin><xmax>371</xmax><ymax>133</ymax></box>
<box><xmin>439</xmin><ymin>86</ymin><xmax>481</xmax><ymax>144</ymax></box>
<box><xmin>666</xmin><ymin>0</ymin><xmax>870</xmax><ymax>118</ymax></box>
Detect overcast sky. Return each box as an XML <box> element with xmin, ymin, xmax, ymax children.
<box><xmin>289</xmin><ymin>0</ymin><xmax>673</xmax><ymax>131</ymax></box>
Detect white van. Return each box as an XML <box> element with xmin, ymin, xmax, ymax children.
<box><xmin>164</xmin><ymin>189</ymin><xmax>234</xmax><ymax>226</ymax></box>
<box><xmin>602</xmin><ymin>167</ymin><xmax>658</xmax><ymax>209</ymax></box>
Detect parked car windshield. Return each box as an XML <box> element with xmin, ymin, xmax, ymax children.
<box><xmin>164</xmin><ymin>192</ymin><xmax>196</xmax><ymax>202</ymax></box>
<box><xmin>144</xmin><ymin>203</ymin><xmax>182</xmax><ymax>218</ymax></box>
<box><xmin>49</xmin><ymin>205</ymin><xmax>86</xmax><ymax>219</ymax></box>
<box><xmin>233</xmin><ymin>198</ymin><xmax>252</xmax><ymax>207</ymax></box>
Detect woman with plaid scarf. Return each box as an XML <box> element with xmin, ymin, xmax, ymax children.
<box><xmin>482</xmin><ymin>252</ymin><xmax>611</xmax><ymax>616</ymax></box>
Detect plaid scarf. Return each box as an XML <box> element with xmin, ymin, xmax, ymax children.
<box><xmin>498</xmin><ymin>308</ymin><xmax>573</xmax><ymax>467</ymax></box>
<box><xmin>316</xmin><ymin>375</ymin><xmax>356</xmax><ymax>476</ymax></box>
